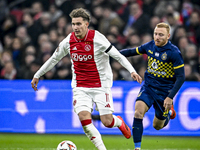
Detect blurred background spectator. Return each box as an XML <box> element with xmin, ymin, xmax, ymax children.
<box><xmin>0</xmin><ymin>61</ymin><xmax>17</xmax><ymax>80</ymax></box>
<box><xmin>0</xmin><ymin>0</ymin><xmax>199</xmax><ymax>81</ymax></box>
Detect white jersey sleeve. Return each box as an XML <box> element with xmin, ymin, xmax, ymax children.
<box><xmin>94</xmin><ymin>31</ymin><xmax>136</xmax><ymax>74</ymax></box>
<box><xmin>94</xmin><ymin>31</ymin><xmax>111</xmax><ymax>52</ymax></box>
<box><xmin>34</xmin><ymin>35</ymin><xmax>70</xmax><ymax>78</ymax></box>
<box><xmin>107</xmin><ymin>46</ymin><xmax>136</xmax><ymax>73</ymax></box>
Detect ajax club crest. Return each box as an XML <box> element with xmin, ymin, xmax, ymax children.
<box><xmin>85</xmin><ymin>44</ymin><xmax>91</xmax><ymax>51</ymax></box>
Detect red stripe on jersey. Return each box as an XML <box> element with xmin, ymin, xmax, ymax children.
<box><xmin>70</xmin><ymin>30</ymin><xmax>101</xmax><ymax>87</ymax></box>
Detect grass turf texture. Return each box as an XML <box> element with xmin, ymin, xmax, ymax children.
<box><xmin>0</xmin><ymin>133</ymin><xmax>199</xmax><ymax>150</ymax></box>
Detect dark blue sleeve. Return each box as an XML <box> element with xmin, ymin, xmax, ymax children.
<box><xmin>120</xmin><ymin>42</ymin><xmax>150</xmax><ymax>57</ymax></box>
<box><xmin>120</xmin><ymin>47</ymin><xmax>138</xmax><ymax>57</ymax></box>
<box><xmin>167</xmin><ymin>67</ymin><xmax>185</xmax><ymax>99</ymax></box>
<box><xmin>170</xmin><ymin>45</ymin><xmax>184</xmax><ymax>68</ymax></box>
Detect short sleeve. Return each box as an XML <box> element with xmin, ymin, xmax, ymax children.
<box><xmin>94</xmin><ymin>31</ymin><xmax>112</xmax><ymax>52</ymax></box>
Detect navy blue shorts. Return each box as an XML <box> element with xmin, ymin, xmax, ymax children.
<box><xmin>136</xmin><ymin>85</ymin><xmax>169</xmax><ymax>120</ymax></box>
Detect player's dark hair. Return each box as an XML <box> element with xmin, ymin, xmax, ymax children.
<box><xmin>69</xmin><ymin>8</ymin><xmax>91</xmax><ymax>23</ymax></box>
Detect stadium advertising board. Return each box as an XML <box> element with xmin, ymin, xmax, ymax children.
<box><xmin>0</xmin><ymin>80</ymin><xmax>199</xmax><ymax>136</ymax></box>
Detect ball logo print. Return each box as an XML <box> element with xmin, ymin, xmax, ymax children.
<box><xmin>57</xmin><ymin>140</ymin><xmax>77</xmax><ymax>150</ymax></box>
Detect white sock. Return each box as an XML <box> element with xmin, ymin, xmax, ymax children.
<box><xmin>113</xmin><ymin>115</ymin><xmax>122</xmax><ymax>127</ymax></box>
<box><xmin>82</xmin><ymin>123</ymin><xmax>107</xmax><ymax>150</ymax></box>
<box><xmin>97</xmin><ymin>143</ymin><xmax>107</xmax><ymax>150</ymax></box>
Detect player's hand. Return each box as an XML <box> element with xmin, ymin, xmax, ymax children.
<box><xmin>31</xmin><ymin>78</ymin><xmax>39</xmax><ymax>91</ymax></box>
<box><xmin>131</xmin><ymin>72</ymin><xmax>142</xmax><ymax>84</ymax></box>
<box><xmin>163</xmin><ymin>97</ymin><xmax>173</xmax><ymax>112</ymax></box>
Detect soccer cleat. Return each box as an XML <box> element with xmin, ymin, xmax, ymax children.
<box><xmin>135</xmin><ymin>148</ymin><xmax>141</xmax><ymax>150</ymax></box>
<box><xmin>170</xmin><ymin>105</ymin><xmax>176</xmax><ymax>119</ymax></box>
<box><xmin>117</xmin><ymin>116</ymin><xmax>131</xmax><ymax>139</ymax></box>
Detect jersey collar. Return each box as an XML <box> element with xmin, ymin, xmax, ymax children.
<box><xmin>155</xmin><ymin>41</ymin><xmax>172</xmax><ymax>51</ymax></box>
<box><xmin>72</xmin><ymin>29</ymin><xmax>89</xmax><ymax>42</ymax></box>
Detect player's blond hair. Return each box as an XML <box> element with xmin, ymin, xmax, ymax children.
<box><xmin>69</xmin><ymin>8</ymin><xmax>91</xmax><ymax>23</ymax></box>
<box><xmin>156</xmin><ymin>23</ymin><xmax>170</xmax><ymax>34</ymax></box>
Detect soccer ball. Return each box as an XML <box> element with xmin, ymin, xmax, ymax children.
<box><xmin>57</xmin><ymin>140</ymin><xmax>77</xmax><ymax>150</ymax></box>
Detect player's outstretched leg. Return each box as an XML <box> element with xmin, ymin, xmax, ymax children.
<box><xmin>117</xmin><ymin>116</ymin><xmax>131</xmax><ymax>139</ymax></box>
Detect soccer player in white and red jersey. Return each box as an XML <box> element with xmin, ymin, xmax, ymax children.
<box><xmin>31</xmin><ymin>8</ymin><xmax>142</xmax><ymax>150</ymax></box>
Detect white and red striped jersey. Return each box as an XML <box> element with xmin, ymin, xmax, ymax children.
<box><xmin>34</xmin><ymin>29</ymin><xmax>136</xmax><ymax>88</ymax></box>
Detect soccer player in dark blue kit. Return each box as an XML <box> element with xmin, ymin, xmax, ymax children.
<box><xmin>120</xmin><ymin>23</ymin><xmax>185</xmax><ymax>150</ymax></box>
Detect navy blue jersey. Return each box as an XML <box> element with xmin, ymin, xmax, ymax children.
<box><xmin>138</xmin><ymin>40</ymin><xmax>183</xmax><ymax>88</ymax></box>
<box><xmin>120</xmin><ymin>40</ymin><xmax>185</xmax><ymax>99</ymax></box>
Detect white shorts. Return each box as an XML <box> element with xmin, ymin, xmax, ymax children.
<box><xmin>72</xmin><ymin>87</ymin><xmax>114</xmax><ymax>116</ymax></box>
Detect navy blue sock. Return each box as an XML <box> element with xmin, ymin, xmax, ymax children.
<box><xmin>132</xmin><ymin>118</ymin><xmax>143</xmax><ymax>147</ymax></box>
<box><xmin>163</xmin><ymin>113</ymin><xmax>170</xmax><ymax>127</ymax></box>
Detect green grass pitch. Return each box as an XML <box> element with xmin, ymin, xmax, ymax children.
<box><xmin>0</xmin><ymin>133</ymin><xmax>199</xmax><ymax>150</ymax></box>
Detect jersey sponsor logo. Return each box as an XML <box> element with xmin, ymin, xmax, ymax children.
<box><xmin>148</xmin><ymin>67</ymin><xmax>166</xmax><ymax>75</ymax></box>
<box><xmin>161</xmin><ymin>52</ymin><xmax>167</xmax><ymax>60</ymax></box>
<box><xmin>148</xmin><ymin>50</ymin><xmax>153</xmax><ymax>54</ymax></box>
<box><xmin>71</xmin><ymin>53</ymin><xmax>93</xmax><ymax>61</ymax></box>
<box><xmin>148</xmin><ymin>56</ymin><xmax>174</xmax><ymax>78</ymax></box>
<box><xmin>85</xmin><ymin>44</ymin><xmax>91</xmax><ymax>51</ymax></box>
<box><xmin>152</xmin><ymin>62</ymin><xmax>158</xmax><ymax>69</ymax></box>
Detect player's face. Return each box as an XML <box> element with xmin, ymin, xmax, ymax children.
<box><xmin>71</xmin><ymin>17</ymin><xmax>89</xmax><ymax>39</ymax></box>
<box><xmin>153</xmin><ymin>27</ymin><xmax>170</xmax><ymax>47</ymax></box>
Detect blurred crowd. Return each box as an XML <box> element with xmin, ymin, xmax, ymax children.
<box><xmin>0</xmin><ymin>0</ymin><xmax>200</xmax><ymax>81</ymax></box>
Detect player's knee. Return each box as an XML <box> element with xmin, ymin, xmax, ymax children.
<box><xmin>134</xmin><ymin>110</ymin><xmax>144</xmax><ymax>119</ymax></box>
<box><xmin>78</xmin><ymin>111</ymin><xmax>91</xmax><ymax>121</ymax></box>
<box><xmin>153</xmin><ymin>123</ymin><xmax>162</xmax><ymax>130</ymax></box>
